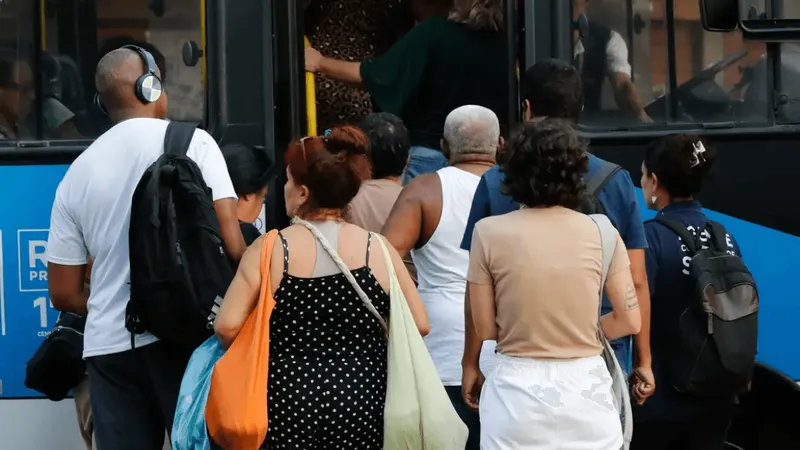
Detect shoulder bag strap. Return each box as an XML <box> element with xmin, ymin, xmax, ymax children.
<box><xmin>292</xmin><ymin>218</ymin><xmax>389</xmax><ymax>333</ymax></box>
<box><xmin>588</xmin><ymin>214</ymin><xmax>633</xmax><ymax>449</ymax></box>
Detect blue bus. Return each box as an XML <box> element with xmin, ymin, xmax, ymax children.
<box><xmin>0</xmin><ymin>0</ymin><xmax>797</xmax><ymax>448</ymax></box>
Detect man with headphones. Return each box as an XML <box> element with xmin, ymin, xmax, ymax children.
<box><xmin>45</xmin><ymin>46</ymin><xmax>246</xmax><ymax>450</ymax></box>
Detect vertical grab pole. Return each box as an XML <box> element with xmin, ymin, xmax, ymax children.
<box><xmin>304</xmin><ymin>37</ymin><xmax>318</xmax><ymax>136</ymax></box>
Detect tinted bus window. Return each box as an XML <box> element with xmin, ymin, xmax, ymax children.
<box><xmin>571</xmin><ymin>0</ymin><xmax>666</xmax><ymax>127</ymax></box>
<box><xmin>0</xmin><ymin>1</ymin><xmax>36</xmax><ymax>141</ymax></box>
<box><xmin>570</xmin><ymin>0</ymin><xmax>768</xmax><ymax>129</ymax></box>
<box><xmin>1</xmin><ymin>0</ymin><xmax>204</xmax><ymax>142</ymax></box>
<box><xmin>669</xmin><ymin>2</ymin><xmax>767</xmax><ymax>124</ymax></box>
<box><xmin>777</xmin><ymin>2</ymin><xmax>800</xmax><ymax>123</ymax></box>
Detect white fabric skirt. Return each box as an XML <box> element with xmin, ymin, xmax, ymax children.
<box><xmin>479</xmin><ymin>353</ymin><xmax>622</xmax><ymax>450</ymax></box>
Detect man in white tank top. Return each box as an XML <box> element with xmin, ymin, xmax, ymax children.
<box><xmin>382</xmin><ymin>105</ymin><xmax>501</xmax><ymax>450</ymax></box>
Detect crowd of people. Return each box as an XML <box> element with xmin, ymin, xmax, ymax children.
<box><xmin>41</xmin><ymin>1</ymin><xmax>747</xmax><ymax>450</ymax></box>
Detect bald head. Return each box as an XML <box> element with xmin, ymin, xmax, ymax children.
<box><xmin>95</xmin><ymin>48</ymin><xmax>165</xmax><ymax>120</ymax></box>
<box><xmin>443</xmin><ymin>105</ymin><xmax>500</xmax><ymax>160</ymax></box>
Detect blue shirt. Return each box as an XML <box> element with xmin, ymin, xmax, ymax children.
<box><xmin>460</xmin><ymin>154</ymin><xmax>648</xmax><ymax>371</ymax></box>
<box><xmin>634</xmin><ymin>201</ymin><xmax>739</xmax><ymax>422</ymax></box>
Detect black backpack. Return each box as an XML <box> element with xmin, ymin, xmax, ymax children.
<box><xmin>25</xmin><ymin>312</ymin><xmax>86</xmax><ymax>401</ymax></box>
<box><xmin>575</xmin><ymin>159</ymin><xmax>622</xmax><ymax>216</ymax></box>
<box><xmin>654</xmin><ymin>216</ymin><xmax>759</xmax><ymax>397</ymax></box>
<box><xmin>127</xmin><ymin>122</ymin><xmax>234</xmax><ymax>351</ymax></box>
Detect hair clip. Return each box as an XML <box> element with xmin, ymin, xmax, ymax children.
<box><xmin>690</xmin><ymin>141</ymin><xmax>706</xmax><ymax>168</ymax></box>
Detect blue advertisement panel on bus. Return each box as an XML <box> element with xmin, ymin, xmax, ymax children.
<box><xmin>0</xmin><ymin>165</ymin><xmax>68</xmax><ymax>398</ymax></box>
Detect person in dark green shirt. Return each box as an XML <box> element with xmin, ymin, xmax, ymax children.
<box><xmin>305</xmin><ymin>0</ymin><xmax>509</xmax><ymax>185</ymax></box>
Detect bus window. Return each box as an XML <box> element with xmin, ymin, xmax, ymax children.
<box><xmin>668</xmin><ymin>1</ymin><xmax>768</xmax><ymax>124</ymax></box>
<box><xmin>570</xmin><ymin>0</ymin><xmax>770</xmax><ymax>129</ymax></box>
<box><xmin>777</xmin><ymin>2</ymin><xmax>800</xmax><ymax>123</ymax></box>
<box><xmin>0</xmin><ymin>1</ymin><xmax>38</xmax><ymax>141</ymax></box>
<box><xmin>571</xmin><ymin>0</ymin><xmax>665</xmax><ymax>128</ymax></box>
<box><xmin>38</xmin><ymin>0</ymin><xmax>204</xmax><ymax>139</ymax></box>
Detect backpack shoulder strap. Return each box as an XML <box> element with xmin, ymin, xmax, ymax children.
<box><xmin>584</xmin><ymin>160</ymin><xmax>622</xmax><ymax>196</ymax></box>
<box><xmin>163</xmin><ymin>122</ymin><xmax>197</xmax><ymax>157</ymax></box>
<box><xmin>654</xmin><ymin>215</ymin><xmax>699</xmax><ymax>254</ymax></box>
<box><xmin>706</xmin><ymin>220</ymin><xmax>731</xmax><ymax>252</ymax></box>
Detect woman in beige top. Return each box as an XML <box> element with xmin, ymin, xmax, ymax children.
<box><xmin>465</xmin><ymin>119</ymin><xmax>641</xmax><ymax>450</ymax></box>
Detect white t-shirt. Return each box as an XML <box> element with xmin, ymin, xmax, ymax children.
<box><xmin>574</xmin><ymin>30</ymin><xmax>632</xmax><ymax>76</ymax></box>
<box><xmin>46</xmin><ymin>118</ymin><xmax>237</xmax><ymax>358</ymax></box>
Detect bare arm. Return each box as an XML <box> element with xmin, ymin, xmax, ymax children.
<box><xmin>609</xmin><ymin>72</ymin><xmax>651</xmax><ymax>122</ymax></box>
<box><xmin>48</xmin><ymin>263</ymin><xmax>89</xmax><ymax>316</ymax></box>
<box><xmin>306</xmin><ymin>47</ymin><xmax>363</xmax><ymax>86</ymax></box>
<box><xmin>628</xmin><ymin>249</ymin><xmax>651</xmax><ymax>366</ymax></box>
<box><xmin>214</xmin><ymin>235</ymin><xmax>264</xmax><ymax>348</ymax></box>
<box><xmin>600</xmin><ymin>269</ymin><xmax>642</xmax><ymax>340</ymax></box>
<box><xmin>468</xmin><ymin>282</ymin><xmax>498</xmax><ymax>341</ymax></box>
<box><xmin>604</xmin><ymin>32</ymin><xmax>651</xmax><ymax>122</ymax></box>
<box><xmin>381</xmin><ymin>236</ymin><xmax>429</xmax><ymax>335</ymax></box>
<box><xmin>319</xmin><ymin>58</ymin><xmax>363</xmax><ymax>86</ymax></box>
<box><xmin>462</xmin><ymin>289</ymin><xmax>484</xmax><ymax>368</ymax></box>
<box><xmin>214</xmin><ymin>198</ymin><xmax>247</xmax><ymax>263</ymax></box>
<box><xmin>381</xmin><ymin>179</ymin><xmax>425</xmax><ymax>259</ymax></box>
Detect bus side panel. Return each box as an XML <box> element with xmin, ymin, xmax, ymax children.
<box><xmin>0</xmin><ymin>164</ymin><xmax>86</xmax><ymax>448</ymax></box>
<box><xmin>0</xmin><ymin>399</ymin><xmax>85</xmax><ymax>449</ymax></box>
<box><xmin>0</xmin><ymin>165</ymin><xmax>68</xmax><ymax>399</ymax></box>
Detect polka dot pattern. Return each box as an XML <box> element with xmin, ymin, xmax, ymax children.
<box><xmin>265</xmin><ymin>232</ymin><xmax>390</xmax><ymax>449</ymax></box>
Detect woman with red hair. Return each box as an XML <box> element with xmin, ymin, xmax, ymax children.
<box><xmin>214</xmin><ymin>126</ymin><xmax>429</xmax><ymax>449</ymax></box>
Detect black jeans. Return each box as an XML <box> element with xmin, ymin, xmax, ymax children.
<box><xmin>630</xmin><ymin>410</ymin><xmax>734</xmax><ymax>450</ymax></box>
<box><xmin>445</xmin><ymin>385</ymin><xmax>480</xmax><ymax>450</ymax></box>
<box><xmin>87</xmin><ymin>340</ymin><xmax>191</xmax><ymax>450</ymax></box>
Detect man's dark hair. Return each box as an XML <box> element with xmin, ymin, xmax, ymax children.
<box><xmin>98</xmin><ymin>36</ymin><xmax>167</xmax><ymax>82</ymax></box>
<box><xmin>520</xmin><ymin>59</ymin><xmax>583</xmax><ymax>122</ymax></box>
<box><xmin>358</xmin><ymin>112</ymin><xmax>410</xmax><ymax>179</ymax></box>
<box><xmin>221</xmin><ymin>144</ymin><xmax>276</xmax><ymax>196</ymax></box>
<box><xmin>501</xmin><ymin>118</ymin><xmax>589</xmax><ymax>209</ymax></box>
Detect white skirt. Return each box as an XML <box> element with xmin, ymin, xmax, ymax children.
<box><xmin>479</xmin><ymin>353</ymin><xmax>622</xmax><ymax>450</ymax></box>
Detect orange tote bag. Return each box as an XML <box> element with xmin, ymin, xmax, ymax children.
<box><xmin>206</xmin><ymin>230</ymin><xmax>278</xmax><ymax>450</ymax></box>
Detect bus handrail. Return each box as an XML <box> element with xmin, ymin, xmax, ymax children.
<box><xmin>304</xmin><ymin>36</ymin><xmax>317</xmax><ymax>136</ymax></box>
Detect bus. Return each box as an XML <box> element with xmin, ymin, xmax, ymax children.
<box><xmin>0</xmin><ymin>0</ymin><xmax>797</xmax><ymax>448</ymax></box>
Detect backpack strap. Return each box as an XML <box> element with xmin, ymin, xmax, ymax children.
<box><xmin>163</xmin><ymin>122</ymin><xmax>197</xmax><ymax>157</ymax></box>
<box><xmin>653</xmin><ymin>215</ymin><xmax>700</xmax><ymax>254</ymax></box>
<box><xmin>706</xmin><ymin>220</ymin><xmax>731</xmax><ymax>252</ymax></box>
<box><xmin>584</xmin><ymin>160</ymin><xmax>621</xmax><ymax>196</ymax></box>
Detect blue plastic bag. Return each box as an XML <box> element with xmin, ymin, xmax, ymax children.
<box><xmin>171</xmin><ymin>335</ymin><xmax>226</xmax><ymax>450</ymax></box>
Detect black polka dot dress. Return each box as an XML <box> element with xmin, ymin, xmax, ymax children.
<box><xmin>265</xmin><ymin>232</ymin><xmax>390</xmax><ymax>449</ymax></box>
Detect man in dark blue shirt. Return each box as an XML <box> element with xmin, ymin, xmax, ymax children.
<box><xmin>460</xmin><ymin>59</ymin><xmax>654</xmax><ymax>406</ymax></box>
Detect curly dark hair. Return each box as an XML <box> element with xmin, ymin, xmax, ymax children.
<box><xmin>501</xmin><ymin>118</ymin><xmax>589</xmax><ymax>209</ymax></box>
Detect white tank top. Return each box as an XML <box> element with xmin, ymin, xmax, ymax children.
<box><xmin>411</xmin><ymin>166</ymin><xmax>497</xmax><ymax>385</ymax></box>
